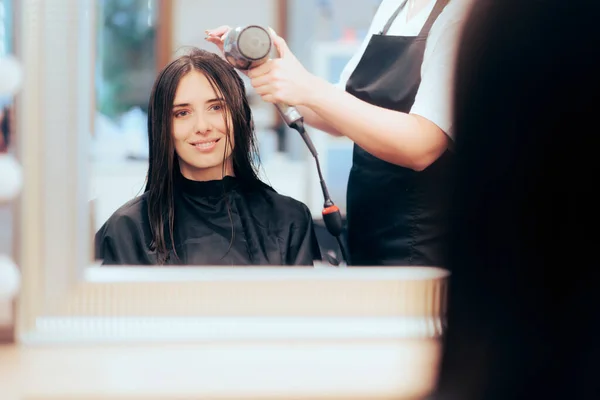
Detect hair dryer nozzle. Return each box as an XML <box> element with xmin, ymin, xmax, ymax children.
<box><xmin>223</xmin><ymin>25</ymin><xmax>271</xmax><ymax>70</ymax></box>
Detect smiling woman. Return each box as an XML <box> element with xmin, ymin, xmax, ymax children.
<box><xmin>94</xmin><ymin>48</ymin><xmax>321</xmax><ymax>266</ymax></box>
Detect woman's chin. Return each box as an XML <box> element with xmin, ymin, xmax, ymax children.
<box><xmin>179</xmin><ymin>160</ymin><xmax>232</xmax><ymax>181</ymax></box>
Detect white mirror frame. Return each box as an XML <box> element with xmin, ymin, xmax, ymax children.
<box><xmin>14</xmin><ymin>0</ymin><xmax>449</xmax><ymax>348</ymax></box>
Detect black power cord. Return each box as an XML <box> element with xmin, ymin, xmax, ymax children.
<box><xmin>289</xmin><ymin>118</ymin><xmax>350</xmax><ymax>265</ymax></box>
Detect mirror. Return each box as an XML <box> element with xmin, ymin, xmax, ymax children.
<box><xmin>13</xmin><ymin>0</ymin><xmax>449</xmax><ymax>311</ymax></box>
<box><xmin>14</xmin><ymin>6</ymin><xmax>449</xmax><ymax>399</ymax></box>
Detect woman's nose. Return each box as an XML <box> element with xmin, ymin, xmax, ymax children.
<box><xmin>194</xmin><ymin>113</ymin><xmax>211</xmax><ymax>134</ymax></box>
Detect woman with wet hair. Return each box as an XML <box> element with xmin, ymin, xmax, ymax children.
<box><xmin>95</xmin><ymin>48</ymin><xmax>320</xmax><ymax>266</ymax></box>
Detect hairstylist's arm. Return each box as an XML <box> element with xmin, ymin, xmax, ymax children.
<box><xmin>251</xmin><ymin>29</ymin><xmax>450</xmax><ymax>171</ymax></box>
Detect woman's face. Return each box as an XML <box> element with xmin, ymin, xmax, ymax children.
<box><xmin>171</xmin><ymin>70</ymin><xmax>234</xmax><ymax>181</ymax></box>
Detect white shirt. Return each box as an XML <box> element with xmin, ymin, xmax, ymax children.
<box><xmin>336</xmin><ymin>0</ymin><xmax>474</xmax><ymax>139</ymax></box>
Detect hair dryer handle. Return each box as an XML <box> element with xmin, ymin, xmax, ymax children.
<box><xmin>274</xmin><ymin>102</ymin><xmax>302</xmax><ymax>126</ymax></box>
<box><xmin>274</xmin><ymin>102</ymin><xmax>318</xmax><ymax>158</ymax></box>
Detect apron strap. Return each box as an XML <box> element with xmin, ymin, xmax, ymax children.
<box><xmin>379</xmin><ymin>0</ymin><xmax>409</xmax><ymax>35</ymax></box>
<box><xmin>379</xmin><ymin>0</ymin><xmax>451</xmax><ymax>37</ymax></box>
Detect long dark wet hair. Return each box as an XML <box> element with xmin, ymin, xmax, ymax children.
<box><xmin>145</xmin><ymin>47</ymin><xmax>264</xmax><ymax>264</ymax></box>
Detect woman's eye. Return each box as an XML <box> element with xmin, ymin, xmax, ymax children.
<box><xmin>174</xmin><ymin>110</ymin><xmax>190</xmax><ymax>118</ymax></box>
<box><xmin>210</xmin><ymin>104</ymin><xmax>223</xmax><ymax>111</ymax></box>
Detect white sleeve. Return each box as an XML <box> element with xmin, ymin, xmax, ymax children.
<box><xmin>410</xmin><ymin>1</ymin><xmax>472</xmax><ymax>140</ymax></box>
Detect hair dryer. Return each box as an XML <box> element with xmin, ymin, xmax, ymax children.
<box><xmin>223</xmin><ymin>26</ymin><xmax>305</xmax><ymax>129</ymax></box>
<box><xmin>223</xmin><ymin>25</ymin><xmax>347</xmax><ymax>265</ymax></box>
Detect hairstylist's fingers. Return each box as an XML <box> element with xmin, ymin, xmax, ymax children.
<box><xmin>205</xmin><ymin>37</ymin><xmax>221</xmax><ymax>44</ymax></box>
<box><xmin>260</xmin><ymin>94</ymin><xmax>276</xmax><ymax>104</ymax></box>
<box><xmin>205</xmin><ymin>25</ymin><xmax>231</xmax><ymax>38</ymax></box>
<box><xmin>205</xmin><ymin>25</ymin><xmax>231</xmax><ymax>52</ymax></box>
<box><xmin>246</xmin><ymin>59</ymin><xmax>273</xmax><ymax>79</ymax></box>
<box><xmin>253</xmin><ymin>84</ymin><xmax>272</xmax><ymax>97</ymax></box>
<box><xmin>256</xmin><ymin>88</ymin><xmax>277</xmax><ymax>103</ymax></box>
<box><xmin>267</xmin><ymin>27</ymin><xmax>290</xmax><ymax>58</ymax></box>
<box><xmin>250</xmin><ymin>74</ymin><xmax>270</xmax><ymax>89</ymax></box>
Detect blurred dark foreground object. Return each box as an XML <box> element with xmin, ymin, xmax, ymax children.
<box><xmin>431</xmin><ymin>0</ymin><xmax>600</xmax><ymax>399</ymax></box>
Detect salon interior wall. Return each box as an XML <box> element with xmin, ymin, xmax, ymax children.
<box><xmin>173</xmin><ymin>0</ymin><xmax>276</xmax><ymax>53</ymax></box>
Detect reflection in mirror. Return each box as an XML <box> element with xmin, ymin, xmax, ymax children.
<box><xmin>90</xmin><ymin>0</ymin><xmax>379</xmax><ymax>267</ymax></box>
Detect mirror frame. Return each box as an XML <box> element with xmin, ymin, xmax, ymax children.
<box><xmin>14</xmin><ymin>0</ymin><xmax>449</xmax><ymax>346</ymax></box>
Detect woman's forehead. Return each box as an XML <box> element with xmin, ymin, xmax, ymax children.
<box><xmin>173</xmin><ymin>70</ymin><xmax>221</xmax><ymax>105</ymax></box>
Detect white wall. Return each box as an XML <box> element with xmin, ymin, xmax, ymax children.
<box><xmin>172</xmin><ymin>0</ymin><xmax>277</xmax><ymax>53</ymax></box>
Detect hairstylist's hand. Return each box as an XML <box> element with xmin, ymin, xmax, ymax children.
<box><xmin>247</xmin><ymin>28</ymin><xmax>317</xmax><ymax>107</ymax></box>
<box><xmin>204</xmin><ymin>25</ymin><xmax>230</xmax><ymax>53</ymax></box>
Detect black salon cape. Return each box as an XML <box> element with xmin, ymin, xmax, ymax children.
<box><xmin>95</xmin><ymin>176</ymin><xmax>321</xmax><ymax>266</ymax></box>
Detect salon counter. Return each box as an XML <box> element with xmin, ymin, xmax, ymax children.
<box><xmin>0</xmin><ymin>338</ymin><xmax>441</xmax><ymax>400</ymax></box>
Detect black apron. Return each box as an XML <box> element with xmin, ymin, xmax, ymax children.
<box><xmin>345</xmin><ymin>0</ymin><xmax>452</xmax><ymax>266</ymax></box>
